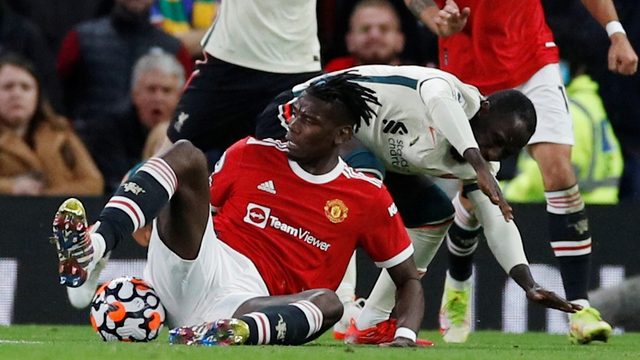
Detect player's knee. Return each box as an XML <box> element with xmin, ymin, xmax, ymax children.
<box><xmin>164</xmin><ymin>140</ymin><xmax>209</xmax><ymax>178</ymax></box>
<box><xmin>309</xmin><ymin>289</ymin><xmax>343</xmax><ymax>326</ymax></box>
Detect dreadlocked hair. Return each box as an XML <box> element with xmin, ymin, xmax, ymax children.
<box><xmin>306</xmin><ymin>70</ymin><xmax>381</xmax><ymax>130</ymax></box>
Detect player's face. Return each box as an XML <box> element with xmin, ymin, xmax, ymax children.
<box><xmin>0</xmin><ymin>64</ymin><xmax>38</xmax><ymax>129</ymax></box>
<box><xmin>474</xmin><ymin>120</ymin><xmax>529</xmax><ymax>161</ymax></box>
<box><xmin>132</xmin><ymin>69</ymin><xmax>182</xmax><ymax>130</ymax></box>
<box><xmin>346</xmin><ymin>6</ymin><xmax>404</xmax><ymax>65</ymax></box>
<box><xmin>285</xmin><ymin>94</ymin><xmax>348</xmax><ymax>171</ymax></box>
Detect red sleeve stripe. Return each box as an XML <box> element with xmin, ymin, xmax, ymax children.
<box><xmin>105</xmin><ymin>196</ymin><xmax>145</xmax><ymax>230</ymax></box>
<box><xmin>291</xmin><ymin>300</ymin><xmax>323</xmax><ymax>337</ymax></box>
<box><xmin>139</xmin><ymin>158</ymin><xmax>178</xmax><ymax>198</ymax></box>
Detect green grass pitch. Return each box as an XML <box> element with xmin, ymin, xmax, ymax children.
<box><xmin>2</xmin><ymin>326</ymin><xmax>640</xmax><ymax>360</ymax></box>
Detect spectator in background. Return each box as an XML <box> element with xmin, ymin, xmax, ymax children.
<box><xmin>5</xmin><ymin>0</ymin><xmax>114</xmax><ymax>56</ymax></box>
<box><xmin>0</xmin><ymin>53</ymin><xmax>103</xmax><ymax>196</ymax></box>
<box><xmin>0</xmin><ymin>0</ymin><xmax>64</xmax><ymax>113</ymax></box>
<box><xmin>502</xmin><ymin>59</ymin><xmax>623</xmax><ymax>205</ymax></box>
<box><xmin>88</xmin><ymin>50</ymin><xmax>184</xmax><ymax>194</ymax></box>
<box><xmin>325</xmin><ymin>0</ymin><xmax>406</xmax><ymax>72</ymax></box>
<box><xmin>151</xmin><ymin>0</ymin><xmax>219</xmax><ymax>59</ymax></box>
<box><xmin>325</xmin><ymin>0</ymin><xmax>438</xmax><ymax>68</ymax></box>
<box><xmin>56</xmin><ymin>0</ymin><xmax>192</xmax><ymax>149</ymax></box>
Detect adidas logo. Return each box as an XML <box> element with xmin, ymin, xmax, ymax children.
<box><xmin>257</xmin><ymin>180</ymin><xmax>276</xmax><ymax>194</ymax></box>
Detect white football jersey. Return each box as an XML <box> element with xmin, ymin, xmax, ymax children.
<box><xmin>292</xmin><ymin>65</ymin><xmax>501</xmax><ymax>180</ymax></box>
<box><xmin>202</xmin><ymin>0</ymin><xmax>321</xmax><ymax>74</ymax></box>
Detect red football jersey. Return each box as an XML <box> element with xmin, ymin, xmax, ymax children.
<box><xmin>435</xmin><ymin>0</ymin><xmax>559</xmax><ymax>94</ymax></box>
<box><xmin>209</xmin><ymin>137</ymin><xmax>413</xmax><ymax>296</ymax></box>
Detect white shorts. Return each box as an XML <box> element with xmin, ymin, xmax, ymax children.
<box><xmin>143</xmin><ymin>215</ymin><xmax>270</xmax><ymax>328</ymax></box>
<box><xmin>515</xmin><ymin>63</ymin><xmax>574</xmax><ymax>146</ymax></box>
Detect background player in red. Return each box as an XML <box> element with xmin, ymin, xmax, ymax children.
<box><xmin>406</xmin><ymin>0</ymin><xmax>638</xmax><ymax>344</ymax></box>
<box><xmin>50</xmin><ymin>73</ymin><xmax>426</xmax><ymax>347</ymax></box>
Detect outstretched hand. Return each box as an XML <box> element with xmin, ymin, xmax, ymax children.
<box><xmin>526</xmin><ymin>286</ymin><xmax>582</xmax><ymax>313</ymax></box>
<box><xmin>434</xmin><ymin>0</ymin><xmax>470</xmax><ymax>37</ymax></box>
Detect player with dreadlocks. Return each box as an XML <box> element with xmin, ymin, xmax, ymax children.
<box><xmin>50</xmin><ymin>72</ymin><xmax>426</xmax><ymax>347</ymax></box>
<box><xmin>257</xmin><ymin>65</ymin><xmax>581</xmax><ymax>345</ymax></box>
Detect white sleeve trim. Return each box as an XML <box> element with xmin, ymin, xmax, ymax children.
<box><xmin>374</xmin><ymin>244</ymin><xmax>414</xmax><ymax>268</ymax></box>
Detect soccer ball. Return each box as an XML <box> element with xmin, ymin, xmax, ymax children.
<box><xmin>90</xmin><ymin>276</ymin><xmax>165</xmax><ymax>342</ymax></box>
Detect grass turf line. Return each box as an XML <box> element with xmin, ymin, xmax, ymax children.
<box><xmin>1</xmin><ymin>326</ymin><xmax>640</xmax><ymax>360</ymax></box>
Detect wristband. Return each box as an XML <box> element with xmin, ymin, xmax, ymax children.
<box><xmin>606</xmin><ymin>21</ymin><xmax>626</xmax><ymax>37</ymax></box>
<box><xmin>394</xmin><ymin>327</ymin><xmax>417</xmax><ymax>342</ymax></box>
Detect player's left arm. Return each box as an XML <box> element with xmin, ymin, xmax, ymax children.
<box><xmin>580</xmin><ymin>0</ymin><xmax>638</xmax><ymax>75</ymax></box>
<box><xmin>380</xmin><ymin>256</ymin><xmax>424</xmax><ymax>347</ymax></box>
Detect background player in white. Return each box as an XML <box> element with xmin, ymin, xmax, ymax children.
<box><xmin>162</xmin><ymin>0</ymin><xmax>324</xmax><ymax>165</ymax></box>
<box><xmin>51</xmin><ymin>73</ymin><xmax>425</xmax><ymax>347</ymax></box>
<box><xmin>256</xmin><ymin>65</ymin><xmax>581</xmax><ymax>344</ymax></box>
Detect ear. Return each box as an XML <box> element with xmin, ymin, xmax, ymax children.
<box><xmin>335</xmin><ymin>125</ymin><xmax>353</xmax><ymax>146</ymax></box>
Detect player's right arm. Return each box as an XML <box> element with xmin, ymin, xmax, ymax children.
<box><xmin>579</xmin><ymin>0</ymin><xmax>638</xmax><ymax>75</ymax></box>
<box><xmin>404</xmin><ymin>0</ymin><xmax>470</xmax><ymax>37</ymax></box>
<box><xmin>360</xmin><ymin>188</ymin><xmax>424</xmax><ymax>345</ymax></box>
<box><xmin>381</xmin><ymin>256</ymin><xmax>424</xmax><ymax>347</ymax></box>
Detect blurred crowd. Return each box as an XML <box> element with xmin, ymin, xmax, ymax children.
<box><xmin>0</xmin><ymin>0</ymin><xmax>638</xmax><ymax>202</ymax></box>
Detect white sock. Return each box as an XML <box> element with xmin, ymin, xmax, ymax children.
<box><xmin>89</xmin><ymin>231</ymin><xmax>106</xmax><ymax>269</ymax></box>
<box><xmin>335</xmin><ymin>252</ymin><xmax>357</xmax><ymax>304</ymax></box>
<box><xmin>355</xmin><ymin>269</ymin><xmax>394</xmax><ymax>329</ymax></box>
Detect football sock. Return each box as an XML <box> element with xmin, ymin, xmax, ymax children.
<box><xmin>355</xmin><ymin>271</ymin><xmax>394</xmax><ymax>329</ymax></box>
<box><xmin>95</xmin><ymin>158</ymin><xmax>178</xmax><ymax>252</ymax></box>
<box><xmin>335</xmin><ymin>252</ymin><xmax>357</xmax><ymax>304</ymax></box>
<box><xmin>239</xmin><ymin>300</ymin><xmax>322</xmax><ymax>345</ymax></box>
<box><xmin>447</xmin><ymin>223</ymin><xmax>481</xmax><ymax>282</ymax></box>
<box><xmin>447</xmin><ymin>193</ymin><xmax>481</xmax><ymax>282</ymax></box>
<box><xmin>546</xmin><ymin>185</ymin><xmax>591</xmax><ymax>302</ymax></box>
<box><xmin>407</xmin><ymin>221</ymin><xmax>452</xmax><ymax>273</ymax></box>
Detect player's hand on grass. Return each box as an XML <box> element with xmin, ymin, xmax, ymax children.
<box><xmin>379</xmin><ymin>337</ymin><xmax>417</xmax><ymax>347</ymax></box>
<box><xmin>526</xmin><ymin>285</ymin><xmax>582</xmax><ymax>313</ymax></box>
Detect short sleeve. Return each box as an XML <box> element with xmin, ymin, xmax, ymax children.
<box><xmin>358</xmin><ymin>188</ymin><xmax>413</xmax><ymax>268</ymax></box>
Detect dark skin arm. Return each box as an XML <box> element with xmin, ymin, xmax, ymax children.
<box><xmin>510</xmin><ymin>264</ymin><xmax>582</xmax><ymax>313</ymax></box>
<box><xmin>378</xmin><ymin>256</ymin><xmax>424</xmax><ymax>347</ymax></box>
<box><xmin>463</xmin><ymin>148</ymin><xmax>513</xmax><ymax>221</ymax></box>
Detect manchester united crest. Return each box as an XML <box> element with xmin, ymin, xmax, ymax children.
<box><xmin>324</xmin><ymin>199</ymin><xmax>348</xmax><ymax>223</ymax></box>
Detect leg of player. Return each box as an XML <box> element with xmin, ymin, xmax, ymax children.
<box><xmin>170</xmin><ymin>289</ymin><xmax>344</xmax><ymax>346</ymax></box>
<box><xmin>51</xmin><ymin>140</ymin><xmax>209</xmax><ymax>294</ymax></box>
<box><xmin>344</xmin><ymin>174</ymin><xmax>452</xmax><ymax>345</ymax></box>
<box><xmin>529</xmin><ymin>142</ymin><xmax>612</xmax><ymax>344</ymax></box>
<box><xmin>440</xmin><ymin>191</ymin><xmax>481</xmax><ymax>343</ymax></box>
<box><xmin>332</xmin><ymin>252</ymin><xmax>366</xmax><ymax>340</ymax></box>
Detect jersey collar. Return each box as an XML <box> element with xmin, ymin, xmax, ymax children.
<box><xmin>288</xmin><ymin>157</ymin><xmax>345</xmax><ymax>184</ymax></box>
